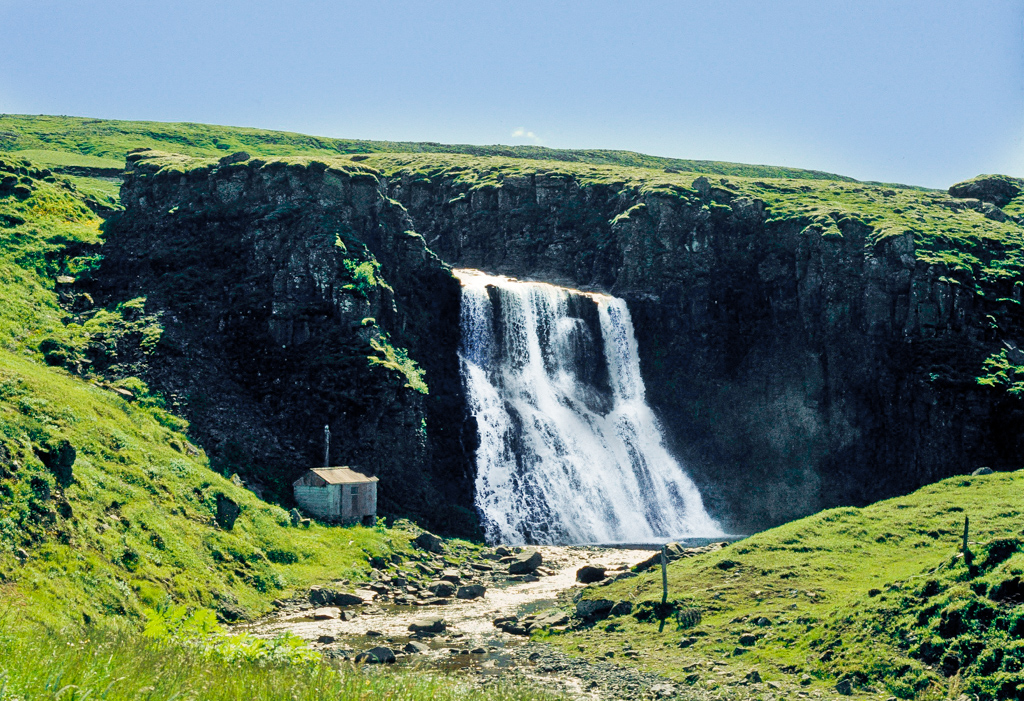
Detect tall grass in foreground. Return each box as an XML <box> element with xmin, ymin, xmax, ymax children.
<box><xmin>0</xmin><ymin>625</ymin><xmax>564</xmax><ymax>701</ymax></box>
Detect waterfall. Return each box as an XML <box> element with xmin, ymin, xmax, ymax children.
<box><xmin>456</xmin><ymin>269</ymin><xmax>724</xmax><ymax>545</ymax></box>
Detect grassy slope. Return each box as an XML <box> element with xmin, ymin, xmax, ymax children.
<box><xmin>0</xmin><ymin>625</ymin><xmax>563</xmax><ymax>701</ymax></box>
<box><xmin>0</xmin><ymin>113</ymin><xmax>861</xmax><ymax>183</ymax></box>
<box><xmin>560</xmin><ymin>471</ymin><xmax>1024</xmax><ymax>699</ymax></box>
<box><xmin>0</xmin><ymin>154</ymin><xmax>421</xmax><ymax>630</ymax></box>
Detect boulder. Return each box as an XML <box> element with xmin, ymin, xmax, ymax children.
<box><xmin>311</xmin><ymin>607</ymin><xmax>340</xmax><ymax>620</ymax></box>
<box><xmin>218</xmin><ymin>151</ymin><xmax>251</xmax><ymax>166</ymax></box>
<box><xmin>317</xmin><ymin>635</ymin><xmax>336</xmax><ymax>644</ymax></box>
<box><xmin>650</xmin><ymin>682</ymin><xmax>676</xmax><ymax>699</ymax></box>
<box><xmin>576</xmin><ymin>565</ymin><xmax>607</xmax><ymax>583</ymax></box>
<box><xmin>508</xmin><ymin>549</ymin><xmax>542</xmax><ymax>574</ymax></box>
<box><xmin>409</xmin><ymin>615</ymin><xmax>446</xmax><ymax>633</ymax></box>
<box><xmin>403</xmin><ymin>640</ymin><xmax>429</xmax><ymax>654</ymax></box>
<box><xmin>214</xmin><ymin>493</ymin><xmax>240</xmax><ymax>530</ymax></box>
<box><xmin>527</xmin><ymin>609</ymin><xmax>569</xmax><ymax>632</ymax></box>
<box><xmin>440</xmin><ymin>569</ymin><xmax>461</xmax><ymax>583</ymax></box>
<box><xmin>609</xmin><ymin>601</ymin><xmax>633</xmax><ymax>617</ymax></box>
<box><xmin>414</xmin><ymin>532</ymin><xmax>444</xmax><ymax>553</ymax></box>
<box><xmin>428</xmin><ymin>580</ymin><xmax>457</xmax><ymax>597</ymax></box>
<box><xmin>835</xmin><ymin>679</ymin><xmax>853</xmax><ymax>696</ymax></box>
<box><xmin>746</xmin><ymin>670</ymin><xmax>762</xmax><ymax>684</ymax></box>
<box><xmin>575</xmin><ymin>599</ymin><xmax>614</xmax><ymax>619</ymax></box>
<box><xmin>309</xmin><ymin>587</ymin><xmax>365</xmax><ymax>607</ymax></box>
<box><xmin>289</xmin><ymin>508</ymin><xmax>302</xmax><ymax>526</ymax></box>
<box><xmin>38</xmin><ymin>439</ymin><xmax>75</xmax><ymax>486</ymax></box>
<box><xmin>355</xmin><ymin>646</ymin><xmax>396</xmax><ymax>664</ymax></box>
<box><xmin>456</xmin><ymin>584</ymin><xmax>486</xmax><ymax>599</ymax></box>
<box><xmin>948</xmin><ymin>174</ymin><xmax>1023</xmax><ymax>208</ymax></box>
<box><xmin>973</xmin><ymin>466</ymin><xmax>994</xmax><ymax>476</ymax></box>
<box><xmin>634</xmin><ymin>542</ymin><xmax>689</xmax><ymax>572</ymax></box>
<box><xmin>738</xmin><ymin>633</ymin><xmax>757</xmax><ymax>646</ymax></box>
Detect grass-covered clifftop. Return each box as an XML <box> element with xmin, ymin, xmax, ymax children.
<box><xmin>563</xmin><ymin>470</ymin><xmax>1024</xmax><ymax>699</ymax></box>
<box><xmin>0</xmin><ymin>113</ymin><xmax>860</xmax><ymax>183</ymax></box>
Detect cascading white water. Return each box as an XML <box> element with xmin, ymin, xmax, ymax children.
<box><xmin>456</xmin><ymin>269</ymin><xmax>724</xmax><ymax>545</ymax></box>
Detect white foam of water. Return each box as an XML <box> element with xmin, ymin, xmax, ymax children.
<box><xmin>456</xmin><ymin>269</ymin><xmax>723</xmax><ymax>545</ymax></box>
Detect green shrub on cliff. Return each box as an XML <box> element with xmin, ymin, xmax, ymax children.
<box><xmin>369</xmin><ymin>335</ymin><xmax>428</xmax><ymax>394</ymax></box>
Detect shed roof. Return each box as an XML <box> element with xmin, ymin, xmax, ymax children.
<box><xmin>298</xmin><ymin>466</ymin><xmax>378</xmax><ymax>486</ymax></box>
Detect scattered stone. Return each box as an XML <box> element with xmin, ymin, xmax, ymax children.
<box><xmin>738</xmin><ymin>633</ymin><xmax>757</xmax><ymax>646</ymax></box>
<box><xmin>471</xmin><ymin>647</ymin><xmax>486</xmax><ymax>654</ymax></box>
<box><xmin>317</xmin><ymin>635</ymin><xmax>335</xmax><ymax>644</ymax></box>
<box><xmin>836</xmin><ymin>679</ymin><xmax>853</xmax><ymax>696</ymax></box>
<box><xmin>650</xmin><ymin>682</ymin><xmax>677</xmax><ymax>698</ymax></box>
<box><xmin>732</xmin><ymin>647</ymin><xmax>749</xmax><ymax>656</ymax></box>
<box><xmin>309</xmin><ymin>587</ymin><xmax>364</xmax><ymax>607</ymax></box>
<box><xmin>311</xmin><ymin>607</ymin><xmax>340</xmax><ymax>620</ymax></box>
<box><xmin>746</xmin><ymin>670</ymin><xmax>762</xmax><ymax>684</ymax></box>
<box><xmin>868</xmin><ymin>588</ymin><xmax>882</xmax><ymax>597</ymax></box>
<box><xmin>495</xmin><ymin>546</ymin><xmax>512</xmax><ymax>556</ymax></box>
<box><xmin>948</xmin><ymin>175</ymin><xmax>1023</xmax><ymax>208</ymax></box>
<box><xmin>403</xmin><ymin>640</ymin><xmax>429</xmax><ymax>654</ymax></box>
<box><xmin>508</xmin><ymin>548</ymin><xmax>542</xmax><ymax>574</ymax></box>
<box><xmin>440</xmin><ymin>569</ymin><xmax>461</xmax><ymax>583</ymax></box>
<box><xmin>218</xmin><ymin>151</ymin><xmax>251</xmax><ymax>166</ymax></box>
<box><xmin>365</xmin><ymin>630</ymin><xmax>382</xmax><ymax>636</ymax></box>
<box><xmin>414</xmin><ymin>532</ymin><xmax>444</xmax><ymax>553</ymax></box>
<box><xmin>576</xmin><ymin>598</ymin><xmax>614</xmax><ymax>620</ymax></box>
<box><xmin>409</xmin><ymin>615</ymin><xmax>446</xmax><ymax>634</ymax></box>
<box><xmin>800</xmin><ymin>673</ymin><xmax>812</xmax><ymax>686</ymax></box>
<box><xmin>678</xmin><ymin>637</ymin><xmax>697</xmax><ymax>648</ymax></box>
<box><xmin>527</xmin><ymin>610</ymin><xmax>569</xmax><ymax>632</ymax></box>
<box><xmin>469</xmin><ymin>562</ymin><xmax>493</xmax><ymax>571</ymax></box>
<box><xmin>755</xmin><ymin>617</ymin><xmax>772</xmax><ymax>626</ymax></box>
<box><xmin>972</xmin><ymin>466</ymin><xmax>994</xmax><ymax>476</ymax></box>
<box><xmin>493</xmin><ymin>615</ymin><xmax>528</xmax><ymax>636</ymax></box>
<box><xmin>214</xmin><ymin>493</ymin><xmax>240</xmax><ymax>530</ymax></box>
<box><xmin>15</xmin><ymin>548</ymin><xmax>28</xmax><ymax>561</ymax></box>
<box><xmin>610</xmin><ymin>601</ymin><xmax>633</xmax><ymax>617</ymax></box>
<box><xmin>456</xmin><ymin>584</ymin><xmax>486</xmax><ymax>599</ymax></box>
<box><xmin>576</xmin><ymin>564</ymin><xmax>607</xmax><ymax>583</ymax></box>
<box><xmin>355</xmin><ymin>646</ymin><xmax>396</xmax><ymax>664</ymax></box>
<box><xmin>428</xmin><ymin>580</ymin><xmax>457</xmax><ymax>597</ymax></box>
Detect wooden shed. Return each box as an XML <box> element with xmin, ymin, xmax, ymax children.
<box><xmin>292</xmin><ymin>467</ymin><xmax>378</xmax><ymax>524</ymax></box>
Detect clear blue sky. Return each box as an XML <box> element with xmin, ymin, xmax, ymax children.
<box><xmin>1</xmin><ymin>0</ymin><xmax>1021</xmax><ymax>188</ymax></box>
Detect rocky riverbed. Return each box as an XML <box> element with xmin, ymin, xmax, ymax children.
<box><xmin>241</xmin><ymin>541</ymin><xmax>733</xmax><ymax>699</ymax></box>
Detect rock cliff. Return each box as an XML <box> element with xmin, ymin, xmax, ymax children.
<box><xmin>102</xmin><ymin>150</ymin><xmax>1024</xmax><ymax>536</ymax></box>
<box><xmin>99</xmin><ymin>151</ymin><xmax>476</xmax><ymax>533</ymax></box>
<box><xmin>380</xmin><ymin>159</ymin><xmax>1024</xmax><ymax>533</ymax></box>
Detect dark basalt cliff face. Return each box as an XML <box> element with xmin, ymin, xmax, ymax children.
<box><xmin>99</xmin><ymin>153</ymin><xmax>476</xmax><ymax>533</ymax></box>
<box><xmin>103</xmin><ymin>152</ymin><xmax>1024</xmax><ymax>537</ymax></box>
<box><xmin>386</xmin><ymin>170</ymin><xmax>1024</xmax><ymax>533</ymax></box>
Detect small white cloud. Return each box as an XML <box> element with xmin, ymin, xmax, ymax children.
<box><xmin>511</xmin><ymin>127</ymin><xmax>542</xmax><ymax>145</ymax></box>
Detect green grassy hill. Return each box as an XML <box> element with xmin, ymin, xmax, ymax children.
<box><xmin>563</xmin><ymin>470</ymin><xmax>1024</xmax><ymax>699</ymax></box>
<box><xmin>0</xmin><ymin>154</ymin><xmax>418</xmax><ymax>630</ymax></box>
<box><xmin>0</xmin><ymin>113</ymin><xmax>862</xmax><ymax>183</ymax></box>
